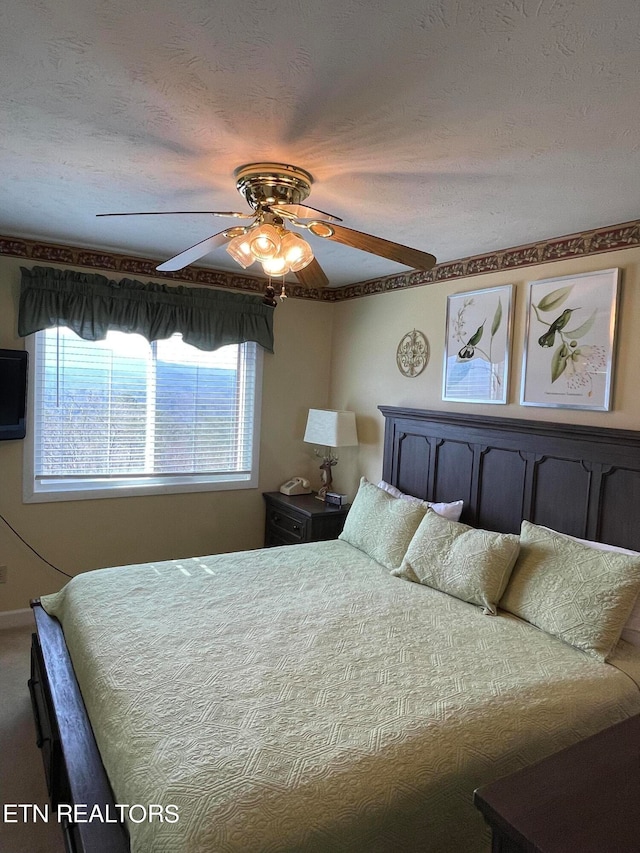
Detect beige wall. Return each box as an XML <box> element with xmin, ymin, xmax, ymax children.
<box><xmin>329</xmin><ymin>248</ymin><xmax>640</xmax><ymax>499</ymax></box>
<box><xmin>3</xmin><ymin>244</ymin><xmax>640</xmax><ymax>612</ymax></box>
<box><xmin>0</xmin><ymin>256</ymin><xmax>333</xmax><ymax>611</ymax></box>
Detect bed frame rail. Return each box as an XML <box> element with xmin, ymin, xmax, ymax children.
<box><xmin>28</xmin><ymin>600</ymin><xmax>129</xmax><ymax>853</ymax></box>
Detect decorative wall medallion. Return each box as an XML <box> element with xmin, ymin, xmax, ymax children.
<box><xmin>396</xmin><ymin>329</ymin><xmax>429</xmax><ymax>377</ymax></box>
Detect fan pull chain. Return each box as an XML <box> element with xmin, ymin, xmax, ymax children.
<box><xmin>262</xmin><ymin>275</ymin><xmax>277</xmax><ymax>307</ymax></box>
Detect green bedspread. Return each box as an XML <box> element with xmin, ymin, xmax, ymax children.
<box><xmin>42</xmin><ymin>539</ymin><xmax>640</xmax><ymax>853</ymax></box>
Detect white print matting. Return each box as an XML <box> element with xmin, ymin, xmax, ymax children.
<box><xmin>521</xmin><ymin>268</ymin><xmax>619</xmax><ymax>411</ymax></box>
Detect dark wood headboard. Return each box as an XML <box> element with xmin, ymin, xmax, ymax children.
<box><xmin>380</xmin><ymin>406</ymin><xmax>640</xmax><ymax>551</ymax></box>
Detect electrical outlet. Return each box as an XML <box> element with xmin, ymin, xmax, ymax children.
<box><xmin>0</xmin><ymin>566</ymin><xmax>7</xmax><ymax>584</ymax></box>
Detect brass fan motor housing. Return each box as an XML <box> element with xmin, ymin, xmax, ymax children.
<box><xmin>234</xmin><ymin>163</ymin><xmax>313</xmax><ymax>210</ymax></box>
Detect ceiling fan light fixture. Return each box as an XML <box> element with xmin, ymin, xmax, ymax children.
<box><xmin>226</xmin><ymin>218</ymin><xmax>313</xmax><ymax>276</ymax></box>
<box><xmin>226</xmin><ymin>233</ymin><xmax>254</xmax><ymax>268</ymax></box>
<box><xmin>249</xmin><ymin>223</ymin><xmax>281</xmax><ymax>260</ymax></box>
<box><xmin>280</xmin><ymin>231</ymin><xmax>314</xmax><ymax>272</ymax></box>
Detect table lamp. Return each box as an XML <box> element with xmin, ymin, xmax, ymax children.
<box><xmin>303</xmin><ymin>408</ymin><xmax>358</xmax><ymax>500</ymax></box>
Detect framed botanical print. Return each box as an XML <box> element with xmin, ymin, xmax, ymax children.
<box><xmin>442</xmin><ymin>284</ymin><xmax>513</xmax><ymax>404</ymax></box>
<box><xmin>520</xmin><ymin>268</ymin><xmax>619</xmax><ymax>410</ymax></box>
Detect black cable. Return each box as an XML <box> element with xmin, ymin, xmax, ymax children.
<box><xmin>0</xmin><ymin>511</ymin><xmax>73</xmax><ymax>578</ymax></box>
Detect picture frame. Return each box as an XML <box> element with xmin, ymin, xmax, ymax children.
<box><xmin>442</xmin><ymin>284</ymin><xmax>513</xmax><ymax>404</ymax></box>
<box><xmin>520</xmin><ymin>268</ymin><xmax>619</xmax><ymax>411</ymax></box>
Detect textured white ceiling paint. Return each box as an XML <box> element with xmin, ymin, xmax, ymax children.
<box><xmin>1</xmin><ymin>0</ymin><xmax>639</xmax><ymax>285</ymax></box>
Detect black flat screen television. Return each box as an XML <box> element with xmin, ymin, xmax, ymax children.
<box><xmin>0</xmin><ymin>348</ymin><xmax>28</xmax><ymax>440</ymax></box>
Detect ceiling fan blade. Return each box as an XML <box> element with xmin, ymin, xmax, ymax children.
<box><xmin>315</xmin><ymin>222</ymin><xmax>436</xmax><ymax>270</ymax></box>
<box><xmin>96</xmin><ymin>211</ymin><xmax>253</xmax><ymax>218</ymax></box>
<box><xmin>294</xmin><ymin>257</ymin><xmax>329</xmax><ymax>289</ymax></box>
<box><xmin>272</xmin><ymin>203</ymin><xmax>342</xmax><ymax>222</ymax></box>
<box><xmin>156</xmin><ymin>230</ymin><xmax>233</xmax><ymax>272</ymax></box>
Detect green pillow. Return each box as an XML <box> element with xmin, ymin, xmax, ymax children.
<box><xmin>500</xmin><ymin>521</ymin><xmax>640</xmax><ymax>660</ymax></box>
<box><xmin>339</xmin><ymin>478</ymin><xmax>426</xmax><ymax>569</ymax></box>
<box><xmin>392</xmin><ymin>508</ymin><xmax>520</xmax><ymax>614</ymax></box>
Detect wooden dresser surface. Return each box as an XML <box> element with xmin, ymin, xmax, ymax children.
<box><xmin>474</xmin><ymin>713</ymin><xmax>640</xmax><ymax>853</ymax></box>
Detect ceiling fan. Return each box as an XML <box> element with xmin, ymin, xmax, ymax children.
<box><xmin>97</xmin><ymin>163</ymin><xmax>437</xmax><ymax>289</ymax></box>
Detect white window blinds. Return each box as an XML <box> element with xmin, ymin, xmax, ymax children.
<box><xmin>27</xmin><ymin>327</ymin><xmax>261</xmax><ymax>501</ymax></box>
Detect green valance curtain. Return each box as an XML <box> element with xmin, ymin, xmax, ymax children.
<box><xmin>18</xmin><ymin>266</ymin><xmax>275</xmax><ymax>353</ymax></box>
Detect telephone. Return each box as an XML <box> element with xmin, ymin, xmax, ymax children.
<box><xmin>280</xmin><ymin>477</ymin><xmax>312</xmax><ymax>496</ymax></box>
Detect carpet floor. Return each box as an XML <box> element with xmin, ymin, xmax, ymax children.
<box><xmin>0</xmin><ymin>623</ymin><xmax>66</xmax><ymax>853</ymax></box>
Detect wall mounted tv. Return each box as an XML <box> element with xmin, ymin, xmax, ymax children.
<box><xmin>0</xmin><ymin>348</ymin><xmax>28</xmax><ymax>440</ymax></box>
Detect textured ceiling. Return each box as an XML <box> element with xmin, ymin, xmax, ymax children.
<box><xmin>1</xmin><ymin>0</ymin><xmax>639</xmax><ymax>286</ymax></box>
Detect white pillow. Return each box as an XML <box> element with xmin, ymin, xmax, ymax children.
<box><xmin>377</xmin><ymin>480</ymin><xmax>463</xmax><ymax>522</ymax></box>
<box><xmin>537</xmin><ymin>526</ymin><xmax>640</xmax><ymax>648</ymax></box>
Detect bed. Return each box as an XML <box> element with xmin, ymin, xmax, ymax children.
<box><xmin>29</xmin><ymin>407</ymin><xmax>640</xmax><ymax>853</ymax></box>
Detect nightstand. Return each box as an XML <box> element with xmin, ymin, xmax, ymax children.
<box><xmin>473</xmin><ymin>713</ymin><xmax>640</xmax><ymax>852</ymax></box>
<box><xmin>263</xmin><ymin>491</ymin><xmax>351</xmax><ymax>547</ymax></box>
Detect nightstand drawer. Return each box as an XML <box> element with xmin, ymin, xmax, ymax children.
<box><xmin>263</xmin><ymin>492</ymin><xmax>351</xmax><ymax>547</ymax></box>
<box><xmin>267</xmin><ymin>507</ymin><xmax>307</xmax><ymax>542</ymax></box>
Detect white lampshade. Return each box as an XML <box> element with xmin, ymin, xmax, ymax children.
<box><xmin>304</xmin><ymin>409</ymin><xmax>358</xmax><ymax>448</ymax></box>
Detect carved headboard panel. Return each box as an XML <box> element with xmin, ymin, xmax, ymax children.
<box><xmin>379</xmin><ymin>406</ymin><xmax>640</xmax><ymax>551</ymax></box>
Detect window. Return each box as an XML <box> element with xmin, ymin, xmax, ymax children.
<box><xmin>24</xmin><ymin>327</ymin><xmax>262</xmax><ymax>502</ymax></box>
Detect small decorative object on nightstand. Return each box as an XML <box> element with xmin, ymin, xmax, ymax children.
<box><xmin>263</xmin><ymin>491</ymin><xmax>351</xmax><ymax>547</ymax></box>
<box><xmin>474</xmin><ymin>713</ymin><xmax>640</xmax><ymax>852</ymax></box>
<box><xmin>324</xmin><ymin>491</ymin><xmax>346</xmax><ymax>507</ymax></box>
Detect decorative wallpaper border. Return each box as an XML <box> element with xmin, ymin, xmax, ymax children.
<box><xmin>2</xmin><ymin>218</ymin><xmax>639</xmax><ymax>301</ymax></box>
